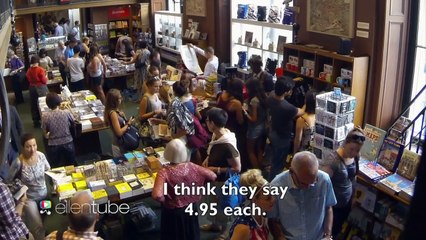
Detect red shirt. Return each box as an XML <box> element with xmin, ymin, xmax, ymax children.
<box><xmin>26</xmin><ymin>66</ymin><xmax>47</xmax><ymax>87</ymax></box>
<box><xmin>152</xmin><ymin>162</ymin><xmax>216</xmax><ymax>209</ymax></box>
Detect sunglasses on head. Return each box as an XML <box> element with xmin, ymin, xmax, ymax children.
<box><xmin>349</xmin><ymin>134</ymin><xmax>365</xmax><ymax>142</ymax></box>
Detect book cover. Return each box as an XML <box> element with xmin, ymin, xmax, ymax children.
<box><xmin>276</xmin><ymin>35</ymin><xmax>287</xmax><ymax>52</ymax></box>
<box><xmin>377</xmin><ymin>138</ymin><xmax>404</xmax><ymax>172</ymax></box>
<box><xmin>378</xmin><ymin>174</ymin><xmax>413</xmax><ymax>194</ymax></box>
<box><xmin>360</xmin><ymin>124</ymin><xmax>387</xmax><ymax>161</ymax></box>
<box><xmin>244</xmin><ymin>31</ymin><xmax>253</xmax><ymax>45</ymax></box>
<box><xmin>359</xmin><ymin>159</ymin><xmax>391</xmax><ymax>182</ymax></box>
<box><xmin>399</xmin><ymin>182</ymin><xmax>415</xmax><ymax>201</ymax></box>
<box><xmin>360</xmin><ymin>188</ymin><xmax>377</xmax><ymax>213</ymax></box>
<box><xmin>396</xmin><ymin>149</ymin><xmax>420</xmax><ymax>181</ymax></box>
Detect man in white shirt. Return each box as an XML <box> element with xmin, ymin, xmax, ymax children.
<box><xmin>188</xmin><ymin>43</ymin><xmax>219</xmax><ymax>79</ymax></box>
<box><xmin>64</xmin><ymin>19</ymin><xmax>71</xmax><ymax>37</ymax></box>
<box><xmin>70</xmin><ymin>21</ymin><xmax>80</xmax><ymax>41</ymax></box>
<box><xmin>54</xmin><ymin>22</ymin><xmax>64</xmax><ymax>37</ymax></box>
<box><xmin>66</xmin><ymin>45</ymin><xmax>85</xmax><ymax>92</ymax></box>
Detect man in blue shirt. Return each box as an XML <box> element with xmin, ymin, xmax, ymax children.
<box><xmin>268</xmin><ymin>151</ymin><xmax>336</xmax><ymax>240</ymax></box>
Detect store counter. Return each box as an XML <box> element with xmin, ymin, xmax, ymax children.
<box><xmin>104</xmin><ymin>57</ymin><xmax>135</xmax><ymax>90</ymax></box>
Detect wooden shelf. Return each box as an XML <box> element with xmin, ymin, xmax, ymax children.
<box><xmin>353</xmin><ymin>203</ymin><xmax>405</xmax><ymax>231</ymax></box>
<box><xmin>157</xmin><ymin>45</ymin><xmax>180</xmax><ymax>54</ymax></box>
<box><xmin>109</xmin><ymin>28</ymin><xmax>130</xmax><ymax>30</ymax></box>
<box><xmin>232</xmin><ymin>18</ymin><xmax>293</xmax><ymax>31</ymax></box>
<box><xmin>357</xmin><ymin>175</ymin><xmax>411</xmax><ymax>206</ymax></box>
<box><xmin>234</xmin><ymin>43</ymin><xmax>283</xmax><ymax>55</ymax></box>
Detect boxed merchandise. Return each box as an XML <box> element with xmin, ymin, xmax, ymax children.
<box><xmin>341</xmin><ymin>68</ymin><xmax>353</xmax><ymax>79</ymax></box>
<box><xmin>88</xmin><ymin>180</ymin><xmax>106</xmax><ymax>191</ymax></box>
<box><xmin>107</xmin><ymin>179</ymin><xmax>124</xmax><ymax>187</ymax></box>
<box><xmin>124</xmin><ymin>153</ymin><xmax>136</xmax><ymax>162</ymax></box>
<box><xmin>72</xmin><ymin>172</ymin><xmax>84</xmax><ymax>181</ymax></box>
<box><xmin>303</xmin><ymin>59</ymin><xmax>315</xmax><ymax>70</ymax></box>
<box><xmin>139</xmin><ymin>177</ymin><xmax>155</xmax><ymax>192</ymax></box>
<box><xmin>115</xmin><ymin>182</ymin><xmax>132</xmax><ymax>199</ymax></box>
<box><xmin>105</xmin><ymin>185</ymin><xmax>120</xmax><ymax>202</ymax></box>
<box><xmin>122</xmin><ymin>174</ymin><xmax>137</xmax><ymax>182</ymax></box>
<box><xmin>92</xmin><ymin>189</ymin><xmax>108</xmax><ymax>204</ymax></box>
<box><xmin>146</xmin><ymin>156</ymin><xmax>162</xmax><ymax>172</ymax></box>
<box><xmin>73</xmin><ymin>180</ymin><xmax>87</xmax><ymax>191</ymax></box>
<box><xmin>129</xmin><ymin>180</ymin><xmax>144</xmax><ymax>196</ymax></box>
<box><xmin>57</xmin><ymin>183</ymin><xmax>76</xmax><ymax>199</ymax></box>
<box><xmin>326</xmin><ymin>95</ymin><xmax>357</xmax><ymax>114</ymax></box>
<box><xmin>137</xmin><ymin>172</ymin><xmax>151</xmax><ymax>180</ymax></box>
<box><xmin>313</xmin><ymin>134</ymin><xmax>344</xmax><ymax>150</ymax></box>
<box><xmin>324</xmin><ymin>64</ymin><xmax>333</xmax><ymax>74</ymax></box>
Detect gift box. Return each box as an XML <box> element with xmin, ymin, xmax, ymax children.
<box><xmin>88</xmin><ymin>180</ymin><xmax>106</xmax><ymax>192</ymax></box>
<box><xmin>115</xmin><ymin>182</ymin><xmax>132</xmax><ymax>200</ymax></box>
<box><xmin>314</xmin><ymin>133</ymin><xmax>345</xmax><ymax>150</ymax></box>
<box><xmin>129</xmin><ymin>180</ymin><xmax>144</xmax><ymax>196</ymax></box>
<box><xmin>316</xmin><ymin>109</ymin><xmax>354</xmax><ymax>128</ymax></box>
<box><xmin>92</xmin><ymin>189</ymin><xmax>108</xmax><ymax>204</ymax></box>
<box><xmin>324</xmin><ymin>123</ymin><xmax>354</xmax><ymax>141</ymax></box>
<box><xmin>122</xmin><ymin>174</ymin><xmax>137</xmax><ymax>183</ymax></box>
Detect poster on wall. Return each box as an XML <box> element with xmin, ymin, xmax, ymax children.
<box><xmin>307</xmin><ymin>0</ymin><xmax>354</xmax><ymax>38</ymax></box>
<box><xmin>185</xmin><ymin>0</ymin><xmax>207</xmax><ymax>17</ymax></box>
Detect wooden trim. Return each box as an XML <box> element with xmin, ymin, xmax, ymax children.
<box><xmin>0</xmin><ymin>16</ymin><xmax>12</xmax><ymax>69</ymax></box>
<box><xmin>15</xmin><ymin>0</ymin><xmax>138</xmax><ymax>16</ymax></box>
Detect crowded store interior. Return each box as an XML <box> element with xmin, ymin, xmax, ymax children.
<box><xmin>0</xmin><ymin>0</ymin><xmax>425</xmax><ymax>240</ymax></box>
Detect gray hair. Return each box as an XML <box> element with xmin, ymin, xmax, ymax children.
<box><xmin>69</xmin><ymin>191</ymin><xmax>97</xmax><ymax>232</ymax></box>
<box><xmin>164</xmin><ymin>139</ymin><xmax>189</xmax><ymax>164</ymax></box>
<box><xmin>291</xmin><ymin>151</ymin><xmax>318</xmax><ymax>173</ymax></box>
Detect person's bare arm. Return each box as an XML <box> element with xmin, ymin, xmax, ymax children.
<box><xmin>230</xmin><ymin>100</ymin><xmax>244</xmax><ymax>125</ymax></box>
<box><xmin>323</xmin><ymin>206</ymin><xmax>333</xmax><ymax>239</ymax></box>
<box><xmin>293</xmin><ymin>117</ymin><xmax>304</xmax><ymax>154</ymax></box>
<box><xmin>268</xmin><ymin>218</ymin><xmax>286</xmax><ymax>240</ymax></box>
<box><xmin>110</xmin><ymin>111</ymin><xmax>134</xmax><ymax>137</ymax></box>
<box><xmin>230</xmin><ymin>224</ymin><xmax>250</xmax><ymax>240</ymax></box>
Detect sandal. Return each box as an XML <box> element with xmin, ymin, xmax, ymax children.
<box><xmin>200</xmin><ymin>224</ymin><xmax>221</xmax><ymax>232</ymax></box>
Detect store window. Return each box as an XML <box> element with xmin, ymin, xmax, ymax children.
<box><xmin>409</xmin><ymin>0</ymin><xmax>426</xmax><ymax>143</ymax></box>
<box><xmin>168</xmin><ymin>0</ymin><xmax>182</xmax><ymax>13</ymax></box>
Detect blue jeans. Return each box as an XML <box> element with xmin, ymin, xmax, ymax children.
<box><xmin>47</xmin><ymin>142</ymin><xmax>76</xmax><ymax>168</ymax></box>
<box><xmin>268</xmin><ymin>131</ymin><xmax>291</xmax><ymax>181</ymax></box>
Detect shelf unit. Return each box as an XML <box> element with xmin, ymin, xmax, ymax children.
<box><xmin>282</xmin><ymin>44</ymin><xmax>369</xmax><ymax>126</ymax></box>
<box><xmin>230</xmin><ymin>0</ymin><xmax>293</xmax><ymax>69</ymax></box>
<box><xmin>108</xmin><ymin>20</ymin><xmax>129</xmax><ymax>39</ymax></box>
<box><xmin>154</xmin><ymin>11</ymin><xmax>183</xmax><ymax>65</ymax></box>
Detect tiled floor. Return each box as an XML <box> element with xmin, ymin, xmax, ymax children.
<box><xmin>13</xmin><ymin>90</ymin><xmax>220</xmax><ymax>240</ymax></box>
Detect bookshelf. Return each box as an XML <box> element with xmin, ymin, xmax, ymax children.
<box><xmin>154</xmin><ymin>11</ymin><xmax>183</xmax><ymax>66</ymax></box>
<box><xmin>282</xmin><ymin>44</ymin><xmax>369</xmax><ymax>126</ymax></box>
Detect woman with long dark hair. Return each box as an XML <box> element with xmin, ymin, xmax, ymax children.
<box><xmin>244</xmin><ymin>79</ymin><xmax>268</xmax><ymax>169</ymax></box>
<box><xmin>87</xmin><ymin>45</ymin><xmax>106</xmax><ymax>104</ymax></box>
<box><xmin>293</xmin><ymin>90</ymin><xmax>316</xmax><ymax>153</ymax></box>
<box><xmin>104</xmin><ymin>89</ymin><xmax>135</xmax><ymax>157</ymax></box>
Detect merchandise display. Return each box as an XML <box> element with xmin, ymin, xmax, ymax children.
<box><xmin>231</xmin><ymin>0</ymin><xmax>293</xmax><ymax>69</ymax></box>
<box><xmin>104</xmin><ymin>56</ymin><xmax>135</xmax><ymax>77</ymax></box>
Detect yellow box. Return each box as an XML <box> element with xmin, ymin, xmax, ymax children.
<box><xmin>74</xmin><ymin>180</ymin><xmax>87</xmax><ymax>190</ymax></box>
<box><xmin>137</xmin><ymin>172</ymin><xmax>151</xmax><ymax>180</ymax></box>
<box><xmin>92</xmin><ymin>189</ymin><xmax>108</xmax><ymax>200</ymax></box>
<box><xmin>57</xmin><ymin>183</ymin><xmax>75</xmax><ymax>193</ymax></box>
<box><xmin>115</xmin><ymin>182</ymin><xmax>132</xmax><ymax>194</ymax></box>
<box><xmin>72</xmin><ymin>172</ymin><xmax>84</xmax><ymax>180</ymax></box>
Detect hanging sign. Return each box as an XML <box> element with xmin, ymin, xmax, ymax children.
<box><xmin>108</xmin><ymin>6</ymin><xmax>130</xmax><ymax>19</ymax></box>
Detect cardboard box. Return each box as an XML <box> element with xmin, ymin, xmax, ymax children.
<box><xmin>146</xmin><ymin>156</ymin><xmax>162</xmax><ymax>172</ymax></box>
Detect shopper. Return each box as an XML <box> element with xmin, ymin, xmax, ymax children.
<box><xmin>321</xmin><ymin>128</ymin><xmax>366</xmax><ymax>238</ymax></box>
<box><xmin>54</xmin><ymin>41</ymin><xmax>67</xmax><ymax>82</ymax></box>
<box><xmin>54</xmin><ymin>21</ymin><xmax>64</xmax><ymax>37</ymax></box>
<box><xmin>7</xmin><ymin>49</ymin><xmax>25</xmax><ymax>104</ymax></box>
<box><xmin>0</xmin><ymin>179</ymin><xmax>30</xmax><ymax>240</ymax></box>
<box><xmin>188</xmin><ymin>43</ymin><xmax>219</xmax><ymax>79</ymax></box>
<box><xmin>64</xmin><ymin>38</ymin><xmax>77</xmax><ymax>61</ymax></box>
<box><xmin>70</xmin><ymin>21</ymin><xmax>80</xmax><ymax>41</ymax></box>
<box><xmin>38</xmin><ymin>48</ymin><xmax>53</xmax><ymax>72</ymax></box>
<box><xmin>266</xmin><ymin>77</ymin><xmax>304</xmax><ymax>180</ymax></box>
<box><xmin>139</xmin><ymin>76</ymin><xmax>164</xmax><ymax>122</ymax></box>
<box><xmin>152</xmin><ymin>139</ymin><xmax>217</xmax><ymax>240</ymax></box>
<box><xmin>104</xmin><ymin>89</ymin><xmax>135</xmax><ymax>157</ymax></box>
<box><xmin>16</xmin><ymin>133</ymin><xmax>50</xmax><ymax>240</ymax></box>
<box><xmin>87</xmin><ymin>45</ymin><xmax>106</xmax><ymax>104</ymax></box>
<box><xmin>268</xmin><ymin>151</ymin><xmax>336</xmax><ymax>240</ymax></box>
<box><xmin>168</xmin><ymin>82</ymin><xmax>195</xmax><ymax>139</ymax></box>
<box><xmin>115</xmin><ymin>33</ymin><xmax>133</xmax><ymax>58</ymax></box>
<box><xmin>229</xmin><ymin>169</ymin><xmax>275</xmax><ymax>240</ymax></box>
<box><xmin>244</xmin><ymin>79</ymin><xmax>268</xmax><ymax>169</ymax></box>
<box><xmin>149</xmin><ymin>50</ymin><xmax>162</xmax><ymax>69</ymax></box>
<box><xmin>293</xmin><ymin>90</ymin><xmax>316</xmax><ymax>154</ymax></box>
<box><xmin>45</xmin><ymin>191</ymin><xmax>100</xmax><ymax>240</ymax></box>
<box><xmin>66</xmin><ymin>45</ymin><xmax>85</xmax><ymax>92</ymax></box>
<box><xmin>42</xmin><ymin>92</ymin><xmax>76</xmax><ymax>167</ymax></box>
<box><xmin>80</xmin><ymin>37</ymin><xmax>90</xmax><ymax>59</ymax></box>
<box><xmin>123</xmin><ymin>41</ymin><xmax>150</xmax><ymax>95</ymax></box>
<box><xmin>201</xmin><ymin>107</ymin><xmax>241</xmax><ymax>240</ymax></box>
<box><xmin>26</xmin><ymin>55</ymin><xmax>48</xmax><ymax>128</ymax></box>
<box><xmin>0</xmin><ymin>105</ymin><xmax>23</xmax><ymax>182</ymax></box>
<box><xmin>247</xmin><ymin>55</ymin><xmax>274</xmax><ymax>95</ymax></box>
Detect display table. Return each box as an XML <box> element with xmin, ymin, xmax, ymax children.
<box><xmin>38</xmin><ymin>90</ymin><xmax>108</xmax><ymax>156</ymax></box>
<box><xmin>104</xmin><ymin>57</ymin><xmax>135</xmax><ymax>90</ymax></box>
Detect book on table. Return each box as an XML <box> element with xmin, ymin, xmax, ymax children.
<box><xmin>376</xmin><ymin>138</ymin><xmax>404</xmax><ymax>172</ymax></box>
<box><xmin>358</xmin><ymin>158</ymin><xmax>392</xmax><ymax>182</ymax></box>
<box><xmin>396</xmin><ymin>149</ymin><xmax>420</xmax><ymax>181</ymax></box>
<box><xmin>378</xmin><ymin>173</ymin><xmax>414</xmax><ymax>195</ymax></box>
<box><xmin>360</xmin><ymin>124</ymin><xmax>387</xmax><ymax>161</ymax></box>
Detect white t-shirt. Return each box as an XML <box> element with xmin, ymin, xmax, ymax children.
<box><xmin>67</xmin><ymin>57</ymin><xmax>84</xmax><ymax>82</ymax></box>
<box><xmin>193</xmin><ymin>45</ymin><xmax>219</xmax><ymax>78</ymax></box>
<box><xmin>39</xmin><ymin>56</ymin><xmax>53</xmax><ymax>72</ymax></box>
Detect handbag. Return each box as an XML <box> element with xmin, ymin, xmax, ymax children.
<box><xmin>187</xmin><ymin>115</ymin><xmax>209</xmax><ymax>149</ymax></box>
<box><xmin>115</xmin><ymin>111</ymin><xmax>140</xmax><ymax>151</ymax></box>
<box><xmin>219</xmin><ymin>169</ymin><xmax>245</xmax><ymax>210</ymax></box>
<box><xmin>69</xmin><ymin>119</ymin><xmax>82</xmax><ymax>139</ymax></box>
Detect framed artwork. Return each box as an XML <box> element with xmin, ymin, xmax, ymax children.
<box><xmin>245</xmin><ymin>31</ymin><xmax>253</xmax><ymax>45</ymax></box>
<box><xmin>307</xmin><ymin>0</ymin><xmax>354</xmax><ymax>38</ymax></box>
<box><xmin>186</xmin><ymin>0</ymin><xmax>207</xmax><ymax>17</ymax></box>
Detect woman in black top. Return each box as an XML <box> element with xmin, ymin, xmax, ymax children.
<box><xmin>321</xmin><ymin>128</ymin><xmax>366</xmax><ymax>238</ymax></box>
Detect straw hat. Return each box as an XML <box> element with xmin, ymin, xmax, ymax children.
<box><xmin>164</xmin><ymin>139</ymin><xmax>188</xmax><ymax>164</ymax></box>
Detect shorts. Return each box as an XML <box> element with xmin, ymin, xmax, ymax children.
<box><xmin>246</xmin><ymin>124</ymin><xmax>265</xmax><ymax>139</ymax></box>
<box><xmin>90</xmin><ymin>76</ymin><xmax>102</xmax><ymax>86</ymax></box>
